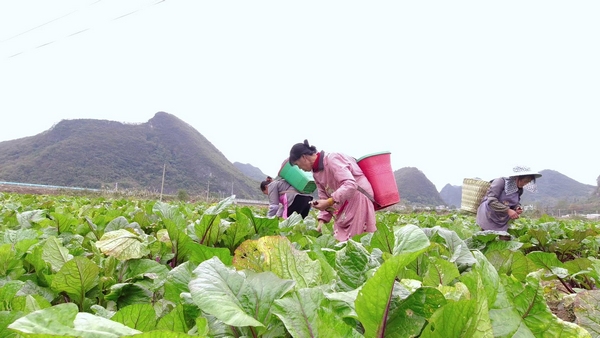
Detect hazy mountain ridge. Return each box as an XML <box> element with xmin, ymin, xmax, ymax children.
<box><xmin>394</xmin><ymin>167</ymin><xmax>446</xmax><ymax>207</ymax></box>
<box><xmin>233</xmin><ymin>162</ymin><xmax>269</xmax><ymax>183</ymax></box>
<box><xmin>0</xmin><ymin>112</ymin><xmax>262</xmax><ymax>199</ymax></box>
<box><xmin>0</xmin><ymin>112</ymin><xmax>597</xmax><ymax>208</ymax></box>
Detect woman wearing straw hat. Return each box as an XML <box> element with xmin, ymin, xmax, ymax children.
<box><xmin>476</xmin><ymin>166</ymin><xmax>542</xmax><ymax>239</ymax></box>
<box><xmin>288</xmin><ymin>139</ymin><xmax>376</xmax><ymax>241</ymax></box>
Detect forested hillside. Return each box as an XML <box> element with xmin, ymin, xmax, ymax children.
<box><xmin>0</xmin><ymin>112</ymin><xmax>597</xmax><ymax>207</ymax></box>
<box><xmin>0</xmin><ymin>112</ymin><xmax>263</xmax><ymax>199</ymax></box>
<box><xmin>393</xmin><ymin>167</ymin><xmax>446</xmax><ymax>207</ymax></box>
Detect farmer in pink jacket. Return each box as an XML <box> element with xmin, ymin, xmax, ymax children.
<box><xmin>289</xmin><ymin>139</ymin><xmax>376</xmax><ymax>241</ymax></box>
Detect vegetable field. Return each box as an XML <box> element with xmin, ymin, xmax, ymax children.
<box><xmin>0</xmin><ymin>192</ymin><xmax>599</xmax><ymax>337</ymax></box>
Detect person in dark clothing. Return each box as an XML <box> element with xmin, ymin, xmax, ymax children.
<box><xmin>261</xmin><ymin>177</ymin><xmax>313</xmax><ymax>219</ymax></box>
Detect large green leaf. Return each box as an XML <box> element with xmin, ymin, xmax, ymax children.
<box><xmin>194</xmin><ymin>213</ymin><xmax>222</xmax><ymax>247</ymax></box>
<box><xmin>10</xmin><ymin>294</ymin><xmax>52</xmax><ymax>313</ymax></box>
<box><xmin>17</xmin><ymin>210</ymin><xmax>46</xmax><ymax>228</ymax></box>
<box><xmin>503</xmin><ymin>271</ymin><xmax>590</xmax><ymax>337</ymax></box>
<box><xmin>1</xmin><ymin>228</ymin><xmax>38</xmax><ymax>248</ymax></box>
<box><xmin>131</xmin><ymin>331</ymin><xmax>199</xmax><ymax>337</ymax></box>
<box><xmin>17</xmin><ymin>280</ymin><xmax>55</xmax><ymax>304</ymax></box>
<box><xmin>468</xmin><ymin>251</ymin><xmax>590</xmax><ymax>337</ymax></box>
<box><xmin>194</xmin><ymin>197</ymin><xmax>235</xmax><ymax>246</ymax></box>
<box><xmin>220</xmin><ymin>209</ymin><xmax>254</xmax><ymax>252</ymax></box>
<box><xmin>0</xmin><ymin>243</ymin><xmax>24</xmax><ymax>278</ymax></box>
<box><xmin>153</xmin><ymin>201</ymin><xmax>193</xmax><ymax>267</ymax></box>
<box><xmin>188</xmin><ymin>257</ymin><xmax>295</xmax><ymax>328</ymax></box>
<box><xmin>424</xmin><ymin>258</ymin><xmax>493</xmax><ymax>338</ymax></box>
<box><xmin>0</xmin><ymin>281</ymin><xmax>25</xmax><ymax>311</ymax></box>
<box><xmin>162</xmin><ymin>218</ymin><xmax>194</xmax><ymax>267</ymax></box>
<box><xmin>156</xmin><ymin>304</ymin><xmax>191</xmax><ymax>333</ymax></box>
<box><xmin>152</xmin><ymin>201</ymin><xmax>184</xmax><ymax>223</ymax></box>
<box><xmin>24</xmin><ymin>244</ymin><xmax>51</xmax><ymax>283</ymax></box>
<box><xmin>356</xmin><ymin>253</ymin><xmax>425</xmax><ymax>337</ymax></box>
<box><xmin>272</xmin><ymin>288</ymin><xmax>361</xmax><ymax>338</ymax></box>
<box><xmin>96</xmin><ymin>229</ymin><xmax>150</xmax><ymax>261</ymax></box>
<box><xmin>422</xmin><ymin>256</ymin><xmax>460</xmax><ymax>287</ymax></box>
<box><xmin>574</xmin><ymin>290</ymin><xmax>600</xmax><ymax>336</ymax></box>
<box><xmin>111</xmin><ymin>303</ymin><xmax>156</xmax><ymax>332</ymax></box>
<box><xmin>237</xmin><ymin>207</ymin><xmax>279</xmax><ymax>236</ymax></box>
<box><xmin>232</xmin><ymin>238</ymin><xmax>265</xmax><ymax>271</ymax></box>
<box><xmin>233</xmin><ymin>236</ymin><xmax>323</xmax><ymax>289</ymax></box>
<box><xmin>104</xmin><ymin>283</ymin><xmax>152</xmax><ymax>309</ymax></box>
<box><xmin>420</xmin><ymin>298</ymin><xmax>491</xmax><ymax>338</ymax></box>
<box><xmin>323</xmin><ymin>288</ymin><xmax>360</xmax><ymax>319</ymax></box>
<box><xmin>41</xmin><ymin>236</ymin><xmax>73</xmax><ymax>272</ymax></box>
<box><xmin>388</xmin><ymin>287</ymin><xmax>448</xmax><ymax>337</ymax></box>
<box><xmin>527</xmin><ymin>251</ymin><xmax>569</xmax><ymax>278</ymax></box>
<box><xmin>335</xmin><ymin>240</ymin><xmax>375</xmax><ymax>291</ymax></box>
<box><xmin>486</xmin><ymin>249</ymin><xmax>535</xmax><ymax>281</ymax></box>
<box><xmin>49</xmin><ymin>211</ymin><xmax>78</xmax><ymax>234</ymax></box>
<box><xmin>277</xmin><ymin>212</ymin><xmax>304</xmax><ymax>232</ymax></box>
<box><xmin>355</xmin><ymin>225</ymin><xmax>431</xmax><ymax>338</ymax></box>
<box><xmin>564</xmin><ymin>258</ymin><xmax>596</xmax><ymax>281</ymax></box>
<box><xmin>163</xmin><ymin>262</ymin><xmax>196</xmax><ymax>304</ymax></box>
<box><xmin>392</xmin><ymin>224</ymin><xmax>433</xmax><ymax>256</ymax></box>
<box><xmin>368</xmin><ymin>222</ymin><xmax>396</xmax><ymax>255</ymax></box>
<box><xmin>186</xmin><ymin>241</ymin><xmax>232</xmax><ymax>266</ymax></box>
<box><xmin>7</xmin><ymin>303</ymin><xmax>141</xmax><ymax>337</ymax></box>
<box><xmin>316</xmin><ymin>306</ymin><xmax>363</xmax><ymax>338</ymax></box>
<box><xmin>0</xmin><ymin>310</ymin><xmax>22</xmax><ymax>338</ymax></box>
<box><xmin>272</xmin><ymin>288</ymin><xmax>324</xmax><ymax>338</ymax></box>
<box><xmin>122</xmin><ymin>258</ymin><xmax>169</xmax><ymax>292</ymax></box>
<box><xmin>104</xmin><ymin>216</ymin><xmax>133</xmax><ymax>232</ymax></box>
<box><xmin>469</xmin><ymin>251</ymin><xmax>533</xmax><ymax>337</ymax></box>
<box><xmin>421</xmin><ymin>226</ymin><xmax>477</xmax><ymax>267</ymax></box>
<box><xmin>50</xmin><ymin>256</ymin><xmax>99</xmax><ymax>305</ymax></box>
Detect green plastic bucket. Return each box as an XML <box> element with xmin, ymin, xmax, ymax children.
<box><xmin>278</xmin><ymin>162</ymin><xmax>317</xmax><ymax>194</ymax></box>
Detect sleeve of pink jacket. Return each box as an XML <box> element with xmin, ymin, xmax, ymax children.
<box><xmin>329</xmin><ymin>154</ymin><xmax>360</xmax><ymax>203</ymax></box>
<box><xmin>316</xmin><ymin>153</ymin><xmax>365</xmax><ymax>223</ymax></box>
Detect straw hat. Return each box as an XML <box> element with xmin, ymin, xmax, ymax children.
<box><xmin>508</xmin><ymin>166</ymin><xmax>542</xmax><ymax>179</ymax></box>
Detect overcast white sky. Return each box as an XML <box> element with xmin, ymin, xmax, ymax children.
<box><xmin>1</xmin><ymin>0</ymin><xmax>598</xmax><ymax>191</ymax></box>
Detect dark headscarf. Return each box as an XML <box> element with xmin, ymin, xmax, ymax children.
<box><xmin>289</xmin><ymin>139</ymin><xmax>318</xmax><ymax>164</ymax></box>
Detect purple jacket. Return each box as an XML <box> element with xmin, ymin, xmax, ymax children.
<box><xmin>266</xmin><ymin>179</ymin><xmax>300</xmax><ymax>218</ymax></box>
<box><xmin>312</xmin><ymin>151</ymin><xmax>376</xmax><ymax>241</ymax></box>
<box><xmin>476</xmin><ymin>177</ymin><xmax>522</xmax><ymax>231</ymax></box>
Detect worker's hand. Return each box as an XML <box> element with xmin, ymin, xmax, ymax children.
<box><xmin>311</xmin><ymin>199</ymin><xmax>333</xmax><ymax>211</ymax></box>
<box><xmin>316</xmin><ymin>220</ymin><xmax>324</xmax><ymax>232</ymax></box>
<box><xmin>508</xmin><ymin>208</ymin><xmax>519</xmax><ymax>219</ymax></box>
<box><xmin>515</xmin><ymin>206</ymin><xmax>523</xmax><ymax>215</ymax></box>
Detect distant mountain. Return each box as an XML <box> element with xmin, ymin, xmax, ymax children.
<box><xmin>0</xmin><ymin>112</ymin><xmax>263</xmax><ymax>199</ymax></box>
<box><xmin>522</xmin><ymin>169</ymin><xmax>595</xmax><ymax>206</ymax></box>
<box><xmin>440</xmin><ymin>184</ymin><xmax>462</xmax><ymax>208</ymax></box>
<box><xmin>233</xmin><ymin>162</ymin><xmax>269</xmax><ymax>183</ymax></box>
<box><xmin>1</xmin><ymin>112</ymin><xmax>597</xmax><ymax>207</ymax></box>
<box><xmin>394</xmin><ymin>167</ymin><xmax>446</xmax><ymax>206</ymax></box>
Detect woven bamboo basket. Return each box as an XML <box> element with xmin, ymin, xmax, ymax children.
<box><xmin>461</xmin><ymin>178</ymin><xmax>491</xmax><ymax>213</ymax></box>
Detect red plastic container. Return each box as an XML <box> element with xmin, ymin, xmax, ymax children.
<box><xmin>357</xmin><ymin>151</ymin><xmax>400</xmax><ymax>210</ymax></box>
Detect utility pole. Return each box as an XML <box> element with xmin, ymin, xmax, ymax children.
<box><xmin>206</xmin><ymin>172</ymin><xmax>212</xmax><ymax>200</ymax></box>
<box><xmin>160</xmin><ymin>163</ymin><xmax>166</xmax><ymax>201</ymax></box>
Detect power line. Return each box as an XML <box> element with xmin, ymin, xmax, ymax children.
<box><xmin>2</xmin><ymin>0</ymin><xmax>166</xmax><ymax>59</ymax></box>
<box><xmin>0</xmin><ymin>0</ymin><xmax>102</xmax><ymax>44</ymax></box>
